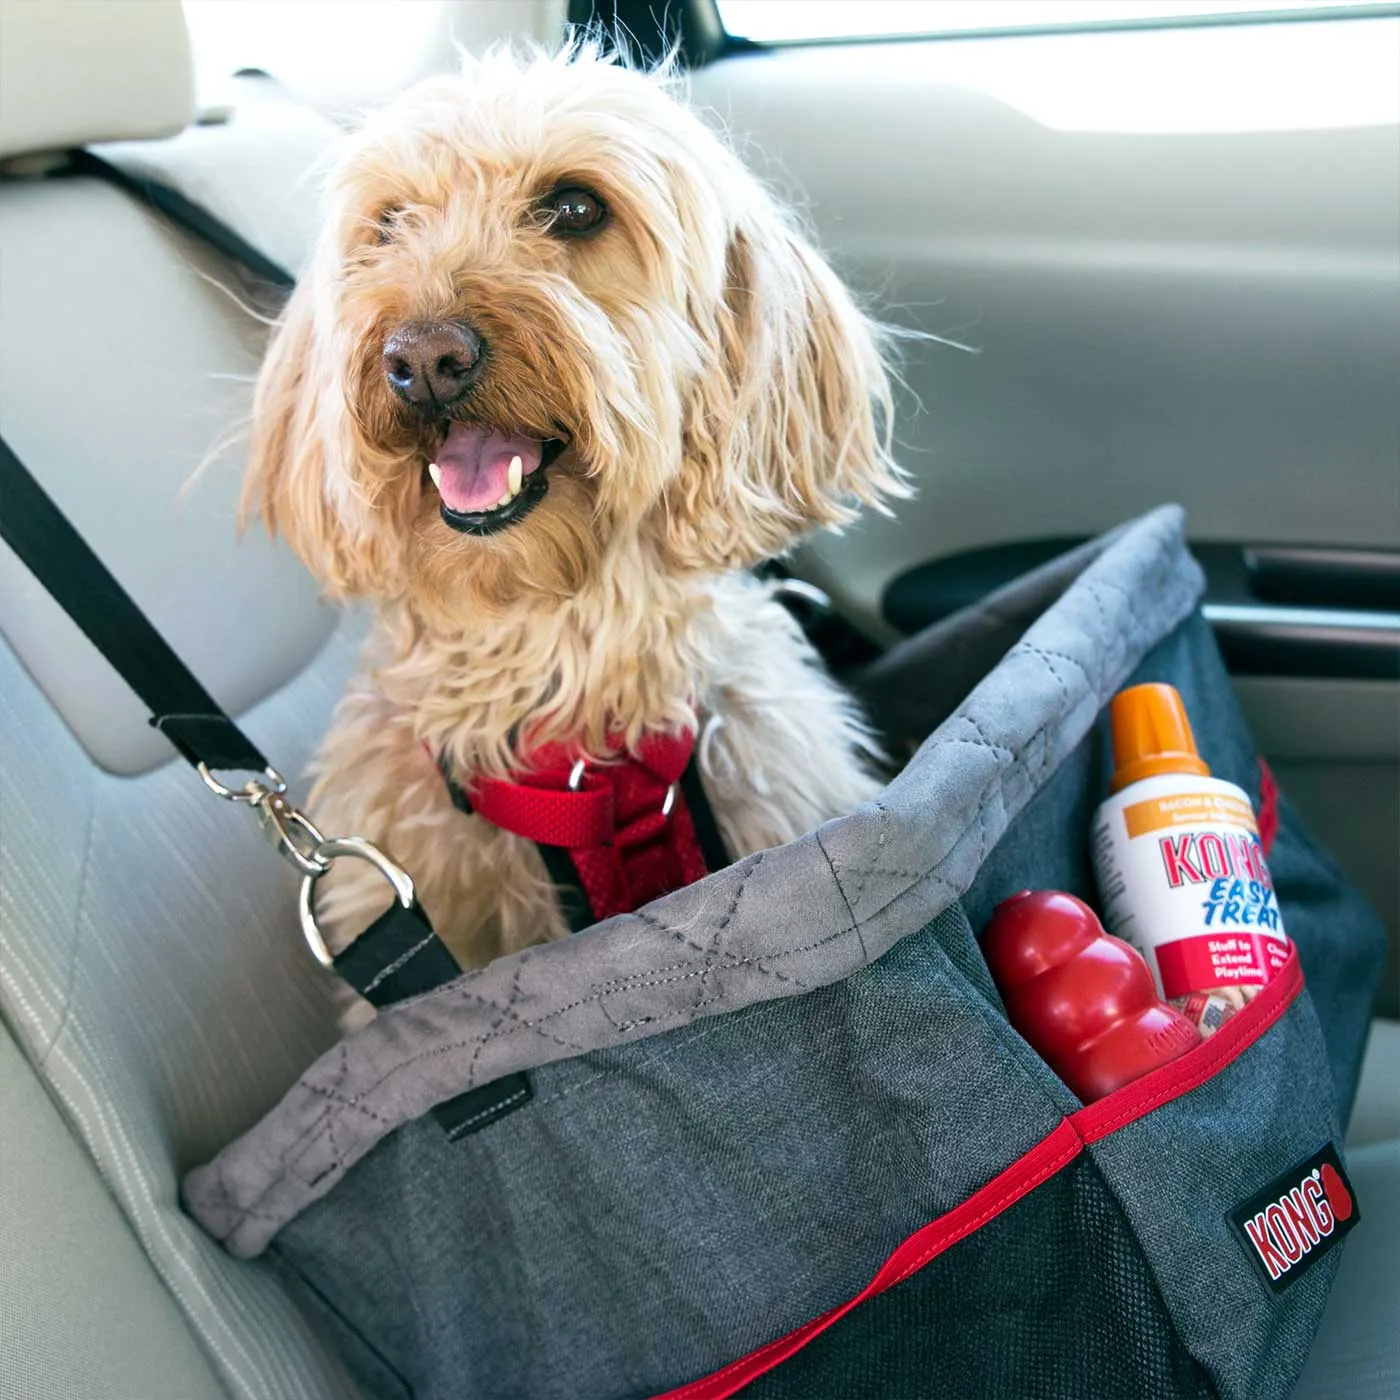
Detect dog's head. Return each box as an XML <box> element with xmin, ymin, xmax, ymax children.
<box><xmin>245</xmin><ymin>45</ymin><xmax>904</xmax><ymax>619</ymax></box>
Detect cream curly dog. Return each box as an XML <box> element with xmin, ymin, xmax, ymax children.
<box><xmin>244</xmin><ymin>44</ymin><xmax>906</xmax><ymax>977</ymax></box>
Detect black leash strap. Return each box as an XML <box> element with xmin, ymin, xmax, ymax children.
<box><xmin>0</xmin><ymin>433</ymin><xmax>270</xmax><ymax>774</ymax></box>
<box><xmin>333</xmin><ymin>900</ymin><xmax>461</xmax><ymax>1006</ymax></box>
<box><xmin>0</xmin><ymin>431</ymin><xmax>468</xmax><ymax>1011</ymax></box>
<box><xmin>680</xmin><ymin>752</ymin><xmax>730</xmax><ymax>876</ymax></box>
<box><xmin>0</xmin><ymin>439</ymin><xmax>468</xmax><ymax>987</ymax></box>
<box><xmin>0</xmin><ymin>156</ymin><xmax>489</xmax><ymax>1056</ymax></box>
<box><xmin>0</xmin><ymin>149</ymin><xmax>294</xmax><ymax>773</ymax></box>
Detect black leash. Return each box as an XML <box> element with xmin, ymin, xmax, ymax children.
<box><xmin>0</xmin><ymin>154</ymin><xmax>461</xmax><ymax>1015</ymax></box>
<box><xmin>0</xmin><ymin>153</ymin><xmax>532</xmax><ymax>1134</ymax></box>
<box><xmin>0</xmin><ymin>424</ymin><xmax>460</xmax><ymax>1006</ymax></box>
<box><xmin>0</xmin><ymin>433</ymin><xmax>269</xmax><ymax>772</ymax></box>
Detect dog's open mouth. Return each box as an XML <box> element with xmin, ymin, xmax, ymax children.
<box><xmin>426</xmin><ymin>423</ymin><xmax>566</xmax><ymax>536</ymax></box>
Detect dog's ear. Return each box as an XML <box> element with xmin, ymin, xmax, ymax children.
<box><xmin>663</xmin><ymin>209</ymin><xmax>907</xmax><ymax>571</ymax></box>
<box><xmin>241</xmin><ymin>280</ymin><xmax>390</xmax><ymax>597</ymax></box>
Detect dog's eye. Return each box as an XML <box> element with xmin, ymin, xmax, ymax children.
<box><xmin>376</xmin><ymin>206</ymin><xmax>404</xmax><ymax>244</ymax></box>
<box><xmin>542</xmin><ymin>186</ymin><xmax>607</xmax><ymax>237</ymax></box>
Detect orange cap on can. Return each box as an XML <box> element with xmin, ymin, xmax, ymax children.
<box><xmin>1109</xmin><ymin>683</ymin><xmax>1212</xmax><ymax>792</ymax></box>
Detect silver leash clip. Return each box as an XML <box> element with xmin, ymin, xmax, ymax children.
<box><xmin>196</xmin><ymin>761</ymin><xmax>416</xmax><ymax>969</ymax></box>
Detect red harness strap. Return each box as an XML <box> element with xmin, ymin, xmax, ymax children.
<box><xmin>452</xmin><ymin>731</ymin><xmax>712</xmax><ymax>923</ymax></box>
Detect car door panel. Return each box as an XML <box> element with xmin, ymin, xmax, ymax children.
<box><xmin>690</xmin><ymin>16</ymin><xmax>1400</xmax><ymax>1006</ymax></box>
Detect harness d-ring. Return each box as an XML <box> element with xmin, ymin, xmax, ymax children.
<box><xmin>298</xmin><ymin>837</ymin><xmax>417</xmax><ymax>968</ymax></box>
<box><xmin>568</xmin><ymin>759</ymin><xmax>673</xmax><ymax>815</ymax></box>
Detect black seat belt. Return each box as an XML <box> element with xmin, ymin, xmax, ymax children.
<box><xmin>72</xmin><ymin>149</ymin><xmax>298</xmax><ymax>291</ymax></box>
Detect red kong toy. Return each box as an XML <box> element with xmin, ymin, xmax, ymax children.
<box><xmin>981</xmin><ymin>890</ymin><xmax>1201</xmax><ymax>1103</ymax></box>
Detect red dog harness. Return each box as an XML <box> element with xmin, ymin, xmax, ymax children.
<box><xmin>437</xmin><ymin>732</ymin><xmax>727</xmax><ymax>927</ymax></box>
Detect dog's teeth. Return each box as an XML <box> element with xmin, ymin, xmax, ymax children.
<box><xmin>499</xmin><ymin>493</ymin><xmax>512</xmax><ymax>508</ymax></box>
<box><xmin>427</xmin><ymin>462</ymin><xmax>442</xmax><ymax>490</ymax></box>
<box><xmin>507</xmin><ymin>455</ymin><xmax>523</xmax><ymax>497</ymax></box>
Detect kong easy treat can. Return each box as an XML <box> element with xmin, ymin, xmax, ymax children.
<box><xmin>1092</xmin><ymin>683</ymin><xmax>1289</xmax><ymax>1037</ymax></box>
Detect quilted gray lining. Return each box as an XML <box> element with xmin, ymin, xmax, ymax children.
<box><xmin>185</xmin><ymin>505</ymin><xmax>1204</xmax><ymax>1257</ymax></box>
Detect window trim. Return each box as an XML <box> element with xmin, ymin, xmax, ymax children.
<box><xmin>712</xmin><ymin>1</ymin><xmax>1400</xmax><ymax>53</ymax></box>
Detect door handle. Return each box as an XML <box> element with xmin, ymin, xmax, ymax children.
<box><xmin>1243</xmin><ymin>547</ymin><xmax>1400</xmax><ymax>612</ymax></box>
<box><xmin>881</xmin><ymin>541</ymin><xmax>1400</xmax><ymax>680</ymax></box>
<box><xmin>1203</xmin><ymin>603</ymin><xmax>1400</xmax><ymax>681</ymax></box>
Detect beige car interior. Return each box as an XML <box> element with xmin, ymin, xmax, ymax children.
<box><xmin>0</xmin><ymin>3</ymin><xmax>1393</xmax><ymax>1397</ymax></box>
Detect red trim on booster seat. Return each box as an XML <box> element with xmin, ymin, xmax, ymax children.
<box><xmin>655</xmin><ymin>1120</ymin><xmax>1083</xmax><ymax>1400</ymax></box>
<box><xmin>652</xmin><ymin>947</ymin><xmax>1304</xmax><ymax>1400</ymax></box>
<box><xmin>1071</xmin><ymin>944</ymin><xmax>1302</xmax><ymax>1144</ymax></box>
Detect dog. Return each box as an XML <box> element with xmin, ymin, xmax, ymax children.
<box><xmin>243</xmin><ymin>43</ymin><xmax>907</xmax><ymax>979</ymax></box>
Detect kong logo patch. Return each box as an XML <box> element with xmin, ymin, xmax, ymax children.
<box><xmin>1228</xmin><ymin>1143</ymin><xmax>1358</xmax><ymax>1293</ymax></box>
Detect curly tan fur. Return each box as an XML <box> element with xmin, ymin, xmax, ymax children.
<box><xmin>243</xmin><ymin>44</ymin><xmax>908</xmax><ymax>978</ymax></box>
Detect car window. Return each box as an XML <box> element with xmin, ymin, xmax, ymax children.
<box><xmin>718</xmin><ymin>0</ymin><xmax>1387</xmax><ymax>44</ymax></box>
<box><xmin>182</xmin><ymin>0</ymin><xmax>447</xmax><ymax>108</ymax></box>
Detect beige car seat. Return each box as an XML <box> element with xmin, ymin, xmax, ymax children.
<box><xmin>0</xmin><ymin>1</ymin><xmax>367</xmax><ymax>1395</ymax></box>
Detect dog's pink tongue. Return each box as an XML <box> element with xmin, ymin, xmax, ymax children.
<box><xmin>433</xmin><ymin>424</ymin><xmax>543</xmax><ymax>513</ymax></box>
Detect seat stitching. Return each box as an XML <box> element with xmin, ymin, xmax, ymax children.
<box><xmin>464</xmin><ymin>957</ymin><xmax>527</xmax><ymax>1086</ymax></box>
<box><xmin>816</xmin><ymin>826</ymin><xmax>867</xmax><ymax>966</ymax></box>
<box><xmin>40</xmin><ymin>770</ymin><xmax>100</xmax><ymax>1067</ymax></box>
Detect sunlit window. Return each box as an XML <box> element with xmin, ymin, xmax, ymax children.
<box><xmin>182</xmin><ymin>0</ymin><xmax>449</xmax><ymax>109</ymax></box>
<box><xmin>718</xmin><ymin>1</ymin><xmax>1387</xmax><ymax>44</ymax></box>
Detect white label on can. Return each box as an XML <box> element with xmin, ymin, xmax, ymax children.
<box><xmin>1091</xmin><ymin>775</ymin><xmax>1289</xmax><ymax>1001</ymax></box>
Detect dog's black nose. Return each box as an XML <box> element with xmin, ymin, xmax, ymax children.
<box><xmin>382</xmin><ymin>321</ymin><xmax>483</xmax><ymax>405</ymax></box>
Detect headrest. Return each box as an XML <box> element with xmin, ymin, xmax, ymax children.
<box><xmin>0</xmin><ymin>0</ymin><xmax>193</xmax><ymax>162</ymax></box>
